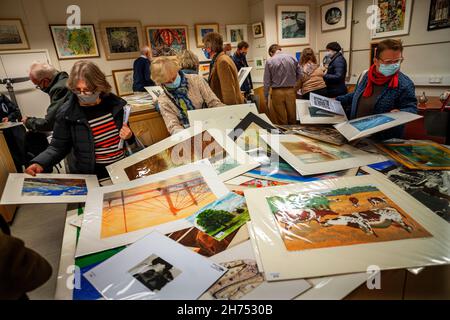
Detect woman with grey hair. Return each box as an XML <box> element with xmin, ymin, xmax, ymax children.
<box><xmin>151</xmin><ymin>56</ymin><xmax>224</xmax><ymax>134</ymax></box>
<box><xmin>25</xmin><ymin>60</ymin><xmax>135</xmax><ymax>183</ymax></box>
<box><xmin>179</xmin><ymin>50</ymin><xmax>199</xmax><ymax>75</ymax></box>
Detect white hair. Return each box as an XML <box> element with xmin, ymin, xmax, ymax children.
<box><xmin>29</xmin><ymin>62</ymin><xmax>58</xmax><ymax>82</ymax></box>
<box><xmin>140</xmin><ymin>46</ymin><xmax>151</xmax><ymax>56</ymax></box>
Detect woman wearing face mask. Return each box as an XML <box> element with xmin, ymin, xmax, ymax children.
<box><xmin>25</xmin><ymin>61</ymin><xmax>135</xmax><ymax>183</ymax></box>
<box><xmin>323</xmin><ymin>42</ymin><xmax>348</xmax><ymax>98</ymax></box>
<box><xmin>336</xmin><ymin>39</ymin><xmax>417</xmax><ymax>140</ymax></box>
<box><xmin>151</xmin><ymin>56</ymin><xmax>224</xmax><ymax>135</ymax></box>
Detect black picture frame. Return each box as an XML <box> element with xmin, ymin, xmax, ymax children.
<box><xmin>228</xmin><ymin>112</ymin><xmax>281</xmax><ymax>141</ymax></box>
<box><xmin>427</xmin><ymin>0</ymin><xmax>450</xmax><ymax>31</ymax></box>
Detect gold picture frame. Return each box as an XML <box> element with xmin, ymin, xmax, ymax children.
<box><xmin>0</xmin><ymin>19</ymin><xmax>29</xmax><ymax>50</ymax></box>
<box><xmin>194</xmin><ymin>23</ymin><xmax>219</xmax><ymax>48</ymax></box>
<box><xmin>99</xmin><ymin>21</ymin><xmax>144</xmax><ymax>60</ymax></box>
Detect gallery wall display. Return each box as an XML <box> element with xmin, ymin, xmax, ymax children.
<box><xmin>427</xmin><ymin>0</ymin><xmax>450</xmax><ymax>31</ymax></box>
<box><xmin>0</xmin><ymin>19</ymin><xmax>29</xmax><ymax>50</ymax></box>
<box><xmin>112</xmin><ymin>69</ymin><xmax>134</xmax><ymax>97</ymax></box>
<box><xmin>254</xmin><ymin>56</ymin><xmax>265</xmax><ymax>70</ymax></box>
<box><xmin>99</xmin><ymin>21</ymin><xmax>144</xmax><ymax>60</ymax></box>
<box><xmin>371</xmin><ymin>0</ymin><xmax>414</xmax><ymax>39</ymax></box>
<box><xmin>277</xmin><ymin>5</ymin><xmax>310</xmax><ymax>47</ymax></box>
<box><xmin>252</xmin><ymin>22</ymin><xmax>264</xmax><ymax>39</ymax></box>
<box><xmin>145</xmin><ymin>25</ymin><xmax>189</xmax><ymax>57</ymax></box>
<box><xmin>194</xmin><ymin>23</ymin><xmax>219</xmax><ymax>48</ymax></box>
<box><xmin>49</xmin><ymin>24</ymin><xmax>100</xmax><ymax>60</ymax></box>
<box><xmin>226</xmin><ymin>24</ymin><xmax>248</xmax><ymax>47</ymax></box>
<box><xmin>321</xmin><ymin>0</ymin><xmax>347</xmax><ymax>32</ymax></box>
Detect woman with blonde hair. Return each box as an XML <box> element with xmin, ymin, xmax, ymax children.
<box><xmin>25</xmin><ymin>60</ymin><xmax>135</xmax><ymax>182</ymax></box>
<box><xmin>179</xmin><ymin>50</ymin><xmax>200</xmax><ymax>75</ymax></box>
<box><xmin>296</xmin><ymin>48</ymin><xmax>328</xmax><ymax>100</ymax></box>
<box><xmin>151</xmin><ymin>56</ymin><xmax>224</xmax><ymax>134</ymax></box>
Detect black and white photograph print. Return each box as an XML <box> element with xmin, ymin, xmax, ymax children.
<box><xmin>129</xmin><ymin>254</ymin><xmax>182</xmax><ymax>292</ymax></box>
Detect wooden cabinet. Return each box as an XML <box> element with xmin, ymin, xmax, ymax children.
<box><xmin>128</xmin><ymin>110</ymin><xmax>170</xmax><ymax>147</ymax></box>
<box><xmin>0</xmin><ymin>131</ymin><xmax>17</xmax><ymax>222</ymax></box>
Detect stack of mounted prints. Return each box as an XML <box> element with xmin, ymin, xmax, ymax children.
<box><xmin>296</xmin><ymin>99</ymin><xmax>347</xmax><ymax>125</ymax></box>
<box><xmin>277</xmin><ymin>125</ymin><xmax>346</xmax><ymax>146</ymax></box>
<box><xmin>245</xmin><ymin>175</ymin><xmax>450</xmax><ymax>281</ymax></box>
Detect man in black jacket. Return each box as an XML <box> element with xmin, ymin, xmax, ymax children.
<box><xmin>25</xmin><ymin>62</ymin><xmax>72</xmax><ymax>132</ymax></box>
<box><xmin>133</xmin><ymin>46</ymin><xmax>155</xmax><ymax>92</ymax></box>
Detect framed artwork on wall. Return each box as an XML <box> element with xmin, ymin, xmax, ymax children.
<box><xmin>49</xmin><ymin>24</ymin><xmax>100</xmax><ymax>60</ymax></box>
<box><xmin>99</xmin><ymin>21</ymin><xmax>143</xmax><ymax>60</ymax></box>
<box><xmin>252</xmin><ymin>22</ymin><xmax>264</xmax><ymax>39</ymax></box>
<box><xmin>112</xmin><ymin>69</ymin><xmax>134</xmax><ymax>97</ymax></box>
<box><xmin>321</xmin><ymin>0</ymin><xmax>347</xmax><ymax>32</ymax></box>
<box><xmin>0</xmin><ymin>19</ymin><xmax>29</xmax><ymax>50</ymax></box>
<box><xmin>371</xmin><ymin>0</ymin><xmax>414</xmax><ymax>39</ymax></box>
<box><xmin>254</xmin><ymin>56</ymin><xmax>265</xmax><ymax>70</ymax></box>
<box><xmin>427</xmin><ymin>0</ymin><xmax>450</xmax><ymax>31</ymax></box>
<box><xmin>145</xmin><ymin>25</ymin><xmax>189</xmax><ymax>57</ymax></box>
<box><xmin>276</xmin><ymin>5</ymin><xmax>310</xmax><ymax>47</ymax></box>
<box><xmin>194</xmin><ymin>23</ymin><xmax>219</xmax><ymax>48</ymax></box>
<box><xmin>226</xmin><ymin>24</ymin><xmax>248</xmax><ymax>47</ymax></box>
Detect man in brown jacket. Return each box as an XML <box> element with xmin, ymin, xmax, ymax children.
<box><xmin>203</xmin><ymin>32</ymin><xmax>245</xmax><ymax>105</ymax></box>
<box><xmin>0</xmin><ymin>215</ymin><xmax>52</xmax><ymax>300</ymax></box>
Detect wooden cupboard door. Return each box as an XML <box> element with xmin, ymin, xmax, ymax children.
<box><xmin>0</xmin><ymin>132</ymin><xmax>17</xmax><ymax>222</ymax></box>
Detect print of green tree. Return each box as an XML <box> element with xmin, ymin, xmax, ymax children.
<box><xmin>196</xmin><ymin>209</ymin><xmax>234</xmax><ymax>234</ymax></box>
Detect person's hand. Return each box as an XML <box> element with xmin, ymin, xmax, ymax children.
<box><xmin>119</xmin><ymin>123</ymin><xmax>133</xmax><ymax>140</ymax></box>
<box><xmin>390</xmin><ymin>109</ymin><xmax>400</xmax><ymax>113</ymax></box>
<box><xmin>25</xmin><ymin>163</ymin><xmax>44</xmax><ymax>177</ymax></box>
<box><xmin>22</xmin><ymin>116</ymin><xmax>28</xmax><ymax>124</ymax></box>
<box><xmin>2</xmin><ymin>117</ymin><xmax>8</xmax><ymax>123</ymax></box>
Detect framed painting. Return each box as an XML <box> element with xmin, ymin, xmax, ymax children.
<box><xmin>49</xmin><ymin>24</ymin><xmax>100</xmax><ymax>60</ymax></box>
<box><xmin>428</xmin><ymin>0</ymin><xmax>450</xmax><ymax>31</ymax></box>
<box><xmin>112</xmin><ymin>69</ymin><xmax>134</xmax><ymax>97</ymax></box>
<box><xmin>0</xmin><ymin>173</ymin><xmax>99</xmax><ymax>205</ymax></box>
<box><xmin>106</xmin><ymin>126</ymin><xmax>259</xmax><ymax>184</ymax></box>
<box><xmin>254</xmin><ymin>56</ymin><xmax>265</xmax><ymax>70</ymax></box>
<box><xmin>145</xmin><ymin>25</ymin><xmax>189</xmax><ymax>57</ymax></box>
<box><xmin>252</xmin><ymin>22</ymin><xmax>264</xmax><ymax>39</ymax></box>
<box><xmin>194</xmin><ymin>23</ymin><xmax>219</xmax><ymax>48</ymax></box>
<box><xmin>245</xmin><ymin>175</ymin><xmax>450</xmax><ymax>281</ymax></box>
<box><xmin>99</xmin><ymin>21</ymin><xmax>143</xmax><ymax>60</ymax></box>
<box><xmin>277</xmin><ymin>5</ymin><xmax>310</xmax><ymax>47</ymax></box>
<box><xmin>321</xmin><ymin>0</ymin><xmax>347</xmax><ymax>32</ymax></box>
<box><xmin>226</xmin><ymin>24</ymin><xmax>248</xmax><ymax>47</ymax></box>
<box><xmin>76</xmin><ymin>160</ymin><xmax>230</xmax><ymax>257</ymax></box>
<box><xmin>0</xmin><ymin>19</ymin><xmax>29</xmax><ymax>50</ymax></box>
<box><xmin>376</xmin><ymin>140</ymin><xmax>450</xmax><ymax>170</ymax></box>
<box><xmin>371</xmin><ymin>0</ymin><xmax>413</xmax><ymax>39</ymax></box>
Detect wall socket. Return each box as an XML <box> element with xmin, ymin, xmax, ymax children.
<box><xmin>429</xmin><ymin>76</ymin><xmax>443</xmax><ymax>84</ymax></box>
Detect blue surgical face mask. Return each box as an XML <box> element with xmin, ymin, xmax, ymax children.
<box><xmin>379</xmin><ymin>63</ymin><xmax>401</xmax><ymax>77</ymax></box>
<box><xmin>165</xmin><ymin>74</ymin><xmax>181</xmax><ymax>90</ymax></box>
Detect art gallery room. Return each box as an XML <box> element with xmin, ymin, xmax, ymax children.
<box><xmin>0</xmin><ymin>0</ymin><xmax>449</xmax><ymax>305</ymax></box>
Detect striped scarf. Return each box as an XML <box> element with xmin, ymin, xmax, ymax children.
<box><xmin>164</xmin><ymin>72</ymin><xmax>195</xmax><ymax>128</ymax></box>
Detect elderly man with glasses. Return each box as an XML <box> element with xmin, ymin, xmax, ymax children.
<box><xmin>336</xmin><ymin>39</ymin><xmax>417</xmax><ymax>140</ymax></box>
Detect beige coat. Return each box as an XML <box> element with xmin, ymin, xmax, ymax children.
<box><xmin>209</xmin><ymin>52</ymin><xmax>245</xmax><ymax>105</ymax></box>
<box><xmin>158</xmin><ymin>74</ymin><xmax>224</xmax><ymax>134</ymax></box>
<box><xmin>296</xmin><ymin>63</ymin><xmax>327</xmax><ymax>95</ymax></box>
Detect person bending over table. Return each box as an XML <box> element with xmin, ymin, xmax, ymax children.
<box><xmin>336</xmin><ymin>39</ymin><xmax>417</xmax><ymax>140</ymax></box>
<box><xmin>25</xmin><ymin>61</ymin><xmax>135</xmax><ymax>183</ymax></box>
<box><xmin>151</xmin><ymin>56</ymin><xmax>224</xmax><ymax>135</ymax></box>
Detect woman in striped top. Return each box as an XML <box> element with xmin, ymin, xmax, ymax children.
<box><xmin>25</xmin><ymin>61</ymin><xmax>135</xmax><ymax>183</ymax></box>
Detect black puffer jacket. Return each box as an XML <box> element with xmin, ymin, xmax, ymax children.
<box><xmin>324</xmin><ymin>52</ymin><xmax>348</xmax><ymax>98</ymax></box>
<box><xmin>32</xmin><ymin>93</ymin><xmax>132</xmax><ymax>174</ymax></box>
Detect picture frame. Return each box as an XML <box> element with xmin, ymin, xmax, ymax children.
<box><xmin>371</xmin><ymin>0</ymin><xmax>414</xmax><ymax>39</ymax></box>
<box><xmin>238</xmin><ymin>67</ymin><xmax>252</xmax><ymax>88</ymax></box>
<box><xmin>0</xmin><ymin>173</ymin><xmax>99</xmax><ymax>205</ymax></box>
<box><xmin>76</xmin><ymin>161</ymin><xmax>230</xmax><ymax>257</ymax></box>
<box><xmin>144</xmin><ymin>85</ymin><xmax>164</xmax><ymax>101</ymax></box>
<box><xmin>84</xmin><ymin>231</ymin><xmax>226</xmax><ymax>300</ymax></box>
<box><xmin>112</xmin><ymin>69</ymin><xmax>134</xmax><ymax>97</ymax></box>
<box><xmin>99</xmin><ymin>21</ymin><xmax>143</xmax><ymax>60</ymax></box>
<box><xmin>145</xmin><ymin>25</ymin><xmax>189</xmax><ymax>57</ymax></box>
<box><xmin>252</xmin><ymin>22</ymin><xmax>264</xmax><ymax>39</ymax></box>
<box><xmin>245</xmin><ymin>175</ymin><xmax>450</xmax><ymax>281</ymax></box>
<box><xmin>427</xmin><ymin>0</ymin><xmax>450</xmax><ymax>31</ymax></box>
<box><xmin>254</xmin><ymin>56</ymin><xmax>265</xmax><ymax>70</ymax></box>
<box><xmin>106</xmin><ymin>126</ymin><xmax>260</xmax><ymax>184</ymax></box>
<box><xmin>276</xmin><ymin>5</ymin><xmax>310</xmax><ymax>47</ymax></box>
<box><xmin>194</xmin><ymin>23</ymin><xmax>219</xmax><ymax>48</ymax></box>
<box><xmin>49</xmin><ymin>24</ymin><xmax>100</xmax><ymax>60</ymax></box>
<box><xmin>0</xmin><ymin>19</ymin><xmax>29</xmax><ymax>50</ymax></box>
<box><xmin>321</xmin><ymin>0</ymin><xmax>347</xmax><ymax>32</ymax></box>
<box><xmin>296</xmin><ymin>99</ymin><xmax>348</xmax><ymax>125</ymax></box>
<box><xmin>226</xmin><ymin>24</ymin><xmax>248</xmax><ymax>47</ymax></box>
